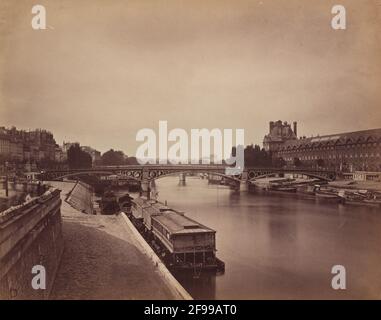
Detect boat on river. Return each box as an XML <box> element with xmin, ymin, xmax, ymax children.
<box><xmin>100</xmin><ymin>190</ymin><xmax>120</xmax><ymax>215</ymax></box>
<box><xmin>129</xmin><ymin>197</ymin><xmax>225</xmax><ymax>274</ymax></box>
<box><xmin>269</xmin><ymin>178</ymin><xmax>297</xmax><ymax>192</ymax></box>
<box><xmin>271</xmin><ymin>185</ymin><xmax>297</xmax><ymax>192</ymax></box>
<box><xmin>338</xmin><ymin>190</ymin><xmax>381</xmax><ymax>207</ymax></box>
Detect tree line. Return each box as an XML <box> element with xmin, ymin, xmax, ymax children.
<box><xmin>67</xmin><ymin>145</ymin><xmax>138</xmax><ymax>169</ymax></box>
<box><xmin>69</xmin><ymin>144</ymin><xmax>276</xmax><ymax>169</ymax></box>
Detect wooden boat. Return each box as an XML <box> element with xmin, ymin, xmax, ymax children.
<box><xmin>363</xmin><ymin>199</ymin><xmax>381</xmax><ymax>207</ymax></box>
<box><xmin>271</xmin><ymin>185</ymin><xmax>297</xmax><ymax>192</ymax></box>
<box><xmin>269</xmin><ymin>179</ymin><xmax>297</xmax><ymax>192</ymax></box>
<box><xmin>340</xmin><ymin>190</ymin><xmax>381</xmax><ymax>207</ymax></box>
<box><xmin>118</xmin><ymin>193</ymin><xmax>133</xmax><ymax>213</ymax></box>
<box><xmin>100</xmin><ymin>190</ymin><xmax>120</xmax><ymax>215</ymax></box>
<box><xmin>131</xmin><ymin>197</ymin><xmax>225</xmax><ymax>274</ymax></box>
<box><xmin>297</xmin><ymin>184</ymin><xmax>315</xmax><ymax>195</ymax></box>
<box><xmin>315</xmin><ymin>189</ymin><xmax>341</xmax><ymax>200</ymax></box>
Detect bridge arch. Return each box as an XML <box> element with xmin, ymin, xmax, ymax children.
<box><xmin>42</xmin><ymin>171</ymin><xmax>142</xmax><ymax>182</ymax></box>
<box><xmin>147</xmin><ymin>170</ymin><xmax>242</xmax><ymax>183</ymax></box>
<box><xmin>247</xmin><ymin>171</ymin><xmax>335</xmax><ymax>182</ymax></box>
<box><xmin>40</xmin><ymin>166</ymin><xmax>336</xmax><ymax>184</ymax></box>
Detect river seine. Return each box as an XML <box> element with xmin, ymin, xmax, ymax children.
<box><xmin>154</xmin><ymin>176</ymin><xmax>381</xmax><ymax>299</ymax></box>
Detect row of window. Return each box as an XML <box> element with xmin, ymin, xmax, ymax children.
<box><xmin>283</xmin><ymin>153</ymin><xmax>381</xmax><ymax>161</ymax></box>
<box><xmin>152</xmin><ymin>219</ymin><xmax>171</xmax><ymax>240</ymax></box>
<box><xmin>279</xmin><ymin>142</ymin><xmax>381</xmax><ymax>152</ymax></box>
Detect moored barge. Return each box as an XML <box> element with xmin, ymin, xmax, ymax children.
<box><xmin>128</xmin><ymin>197</ymin><xmax>225</xmax><ymax>274</ymax></box>
<box><xmin>100</xmin><ymin>190</ymin><xmax>120</xmax><ymax>215</ymax></box>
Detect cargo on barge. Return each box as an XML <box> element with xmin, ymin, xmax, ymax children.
<box><xmin>100</xmin><ymin>190</ymin><xmax>120</xmax><ymax>215</ymax></box>
<box><xmin>128</xmin><ymin>197</ymin><xmax>225</xmax><ymax>274</ymax></box>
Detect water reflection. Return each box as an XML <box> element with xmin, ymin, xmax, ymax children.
<box><xmin>172</xmin><ymin>271</ymin><xmax>217</xmax><ymax>300</ymax></box>
<box><xmin>156</xmin><ymin>176</ymin><xmax>381</xmax><ymax>300</ymax></box>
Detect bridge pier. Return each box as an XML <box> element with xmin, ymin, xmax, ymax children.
<box><xmin>140</xmin><ymin>180</ymin><xmax>151</xmax><ymax>199</ymax></box>
<box><xmin>179</xmin><ymin>173</ymin><xmax>186</xmax><ymax>183</ymax></box>
<box><xmin>150</xmin><ymin>180</ymin><xmax>159</xmax><ymax>200</ymax></box>
<box><xmin>233</xmin><ymin>180</ymin><xmax>249</xmax><ymax>192</ymax></box>
<box><xmin>178</xmin><ymin>173</ymin><xmax>186</xmax><ymax>186</ymax></box>
<box><xmin>240</xmin><ymin>181</ymin><xmax>249</xmax><ymax>192</ymax></box>
<box><xmin>140</xmin><ymin>180</ymin><xmax>159</xmax><ymax>200</ymax></box>
<box><xmin>237</xmin><ymin>171</ymin><xmax>249</xmax><ymax>192</ymax></box>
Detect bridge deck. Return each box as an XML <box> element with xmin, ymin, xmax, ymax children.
<box><xmin>41</xmin><ymin>165</ymin><xmax>336</xmax><ymax>182</ymax></box>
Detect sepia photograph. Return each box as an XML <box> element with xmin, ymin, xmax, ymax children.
<box><xmin>1</xmin><ymin>0</ymin><xmax>381</xmax><ymax>308</ymax></box>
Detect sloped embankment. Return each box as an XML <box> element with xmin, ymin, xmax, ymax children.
<box><xmin>66</xmin><ymin>181</ymin><xmax>94</xmax><ymax>214</ymax></box>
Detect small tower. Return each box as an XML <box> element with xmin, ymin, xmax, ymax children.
<box><xmin>293</xmin><ymin>121</ymin><xmax>297</xmax><ymax>137</ymax></box>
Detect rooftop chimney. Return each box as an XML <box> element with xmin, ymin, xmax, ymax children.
<box><xmin>293</xmin><ymin>121</ymin><xmax>297</xmax><ymax>137</ymax></box>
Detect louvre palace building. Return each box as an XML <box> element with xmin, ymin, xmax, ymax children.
<box><xmin>263</xmin><ymin>120</ymin><xmax>381</xmax><ymax>173</ymax></box>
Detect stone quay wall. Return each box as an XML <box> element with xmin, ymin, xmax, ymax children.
<box><xmin>0</xmin><ymin>189</ymin><xmax>63</xmax><ymax>299</ymax></box>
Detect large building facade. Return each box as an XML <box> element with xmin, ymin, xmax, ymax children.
<box><xmin>263</xmin><ymin>120</ymin><xmax>298</xmax><ymax>152</ymax></box>
<box><xmin>263</xmin><ymin>121</ymin><xmax>381</xmax><ymax>172</ymax></box>
<box><xmin>0</xmin><ymin>127</ymin><xmax>59</xmax><ymax>164</ymax></box>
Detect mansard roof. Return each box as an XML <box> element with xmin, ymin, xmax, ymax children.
<box><xmin>277</xmin><ymin>128</ymin><xmax>381</xmax><ymax>151</ymax></box>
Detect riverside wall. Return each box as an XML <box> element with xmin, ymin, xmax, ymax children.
<box><xmin>0</xmin><ymin>189</ymin><xmax>63</xmax><ymax>299</ymax></box>
<box><xmin>120</xmin><ymin>212</ymin><xmax>193</xmax><ymax>300</ymax></box>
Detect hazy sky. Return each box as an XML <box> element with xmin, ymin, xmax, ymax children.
<box><xmin>1</xmin><ymin>0</ymin><xmax>380</xmax><ymax>155</ymax></box>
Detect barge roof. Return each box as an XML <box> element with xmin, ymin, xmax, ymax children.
<box><xmin>133</xmin><ymin>197</ymin><xmax>154</xmax><ymax>207</ymax></box>
<box><xmin>153</xmin><ymin>212</ymin><xmax>215</xmax><ymax>235</ymax></box>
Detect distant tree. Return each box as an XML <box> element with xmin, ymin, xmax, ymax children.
<box><xmin>273</xmin><ymin>157</ymin><xmax>286</xmax><ymax>168</ymax></box>
<box><xmin>293</xmin><ymin>157</ymin><xmax>302</xmax><ymax>167</ymax></box>
<box><xmin>243</xmin><ymin>144</ymin><xmax>272</xmax><ymax>167</ymax></box>
<box><xmin>316</xmin><ymin>158</ymin><xmax>325</xmax><ymax>168</ymax></box>
<box><xmin>101</xmin><ymin>149</ymin><xmax>125</xmax><ymax>166</ymax></box>
<box><xmin>124</xmin><ymin>156</ymin><xmax>139</xmax><ymax>165</ymax></box>
<box><xmin>67</xmin><ymin>144</ymin><xmax>92</xmax><ymax>169</ymax></box>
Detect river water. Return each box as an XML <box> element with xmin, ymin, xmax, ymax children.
<box><xmin>154</xmin><ymin>176</ymin><xmax>381</xmax><ymax>299</ymax></box>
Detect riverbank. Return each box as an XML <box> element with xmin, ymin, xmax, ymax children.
<box><xmin>328</xmin><ymin>179</ymin><xmax>381</xmax><ymax>192</ymax></box>
<box><xmin>120</xmin><ymin>212</ymin><xmax>192</xmax><ymax>300</ymax></box>
<box><xmin>49</xmin><ymin>181</ymin><xmax>180</xmax><ymax>300</ymax></box>
<box><xmin>251</xmin><ymin>176</ymin><xmax>381</xmax><ymax>205</ymax></box>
